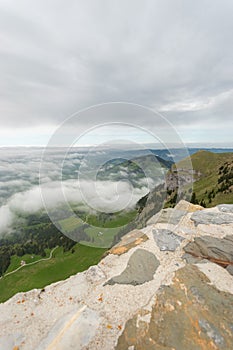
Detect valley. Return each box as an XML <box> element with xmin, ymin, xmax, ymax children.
<box><xmin>0</xmin><ymin>148</ymin><xmax>233</xmax><ymax>303</ymax></box>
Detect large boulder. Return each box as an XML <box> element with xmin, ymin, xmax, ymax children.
<box><xmin>116</xmin><ymin>265</ymin><xmax>233</xmax><ymax>350</ymax></box>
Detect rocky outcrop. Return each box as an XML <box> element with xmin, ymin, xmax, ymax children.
<box><xmin>116</xmin><ymin>264</ymin><xmax>233</xmax><ymax>350</ymax></box>
<box><xmin>147</xmin><ymin>199</ymin><xmax>203</xmax><ymax>226</ymax></box>
<box><xmin>0</xmin><ymin>201</ymin><xmax>233</xmax><ymax>350</ymax></box>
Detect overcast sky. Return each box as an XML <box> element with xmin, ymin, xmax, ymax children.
<box><xmin>0</xmin><ymin>0</ymin><xmax>232</xmax><ymax>146</ymax></box>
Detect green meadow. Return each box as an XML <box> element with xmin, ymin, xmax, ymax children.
<box><xmin>0</xmin><ymin>244</ymin><xmax>106</xmax><ymax>303</ymax></box>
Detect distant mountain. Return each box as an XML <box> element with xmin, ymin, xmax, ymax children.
<box><xmin>150</xmin><ymin>147</ymin><xmax>233</xmax><ymax>162</ymax></box>
<box><xmin>97</xmin><ymin>154</ymin><xmax>172</xmax><ymax>188</ymax></box>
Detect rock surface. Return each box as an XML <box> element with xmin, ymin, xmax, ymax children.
<box><xmin>147</xmin><ymin>207</ymin><xmax>186</xmax><ymax>225</ymax></box>
<box><xmin>217</xmin><ymin>204</ymin><xmax>233</xmax><ymax>213</ymax></box>
<box><xmin>183</xmin><ymin>235</ymin><xmax>233</xmax><ymax>265</ymax></box>
<box><xmin>105</xmin><ymin>249</ymin><xmax>160</xmax><ymax>286</ymax></box>
<box><xmin>116</xmin><ymin>265</ymin><xmax>233</xmax><ymax>350</ymax></box>
<box><xmin>0</xmin><ymin>200</ymin><xmax>233</xmax><ymax>350</ymax></box>
<box><xmin>153</xmin><ymin>228</ymin><xmax>184</xmax><ymax>251</ymax></box>
<box><xmin>109</xmin><ymin>229</ymin><xmax>148</xmax><ymax>255</ymax></box>
<box><xmin>191</xmin><ymin>210</ymin><xmax>233</xmax><ymax>226</ymax></box>
<box><xmin>175</xmin><ymin>199</ymin><xmax>204</xmax><ymax>212</ymax></box>
<box><xmin>36</xmin><ymin>306</ymin><xmax>101</xmax><ymax>350</ymax></box>
<box><xmin>226</xmin><ymin>265</ymin><xmax>233</xmax><ymax>276</ymax></box>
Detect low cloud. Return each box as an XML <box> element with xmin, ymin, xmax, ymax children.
<box><xmin>0</xmin><ymin>205</ymin><xmax>14</xmax><ymax>233</ymax></box>
<box><xmin>0</xmin><ymin>178</ymin><xmax>150</xmax><ymax>235</ymax></box>
<box><xmin>0</xmin><ymin>147</ymin><xmax>163</xmax><ymax>235</ymax></box>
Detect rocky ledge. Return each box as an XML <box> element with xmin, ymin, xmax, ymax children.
<box><xmin>0</xmin><ymin>201</ymin><xmax>233</xmax><ymax>350</ymax></box>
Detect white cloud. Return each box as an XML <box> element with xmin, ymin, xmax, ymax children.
<box><xmin>0</xmin><ymin>205</ymin><xmax>14</xmax><ymax>232</ymax></box>
<box><xmin>0</xmin><ymin>177</ymin><xmax>150</xmax><ymax>234</ymax></box>
<box><xmin>0</xmin><ymin>0</ymin><xmax>232</xmax><ymax>144</ymax></box>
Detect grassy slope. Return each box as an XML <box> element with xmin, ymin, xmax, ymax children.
<box><xmin>6</xmin><ymin>251</ymin><xmax>50</xmax><ymax>273</ymax></box>
<box><xmin>57</xmin><ymin>210</ymin><xmax>137</xmax><ymax>247</ymax></box>
<box><xmin>177</xmin><ymin>150</ymin><xmax>233</xmax><ymax>206</ymax></box>
<box><xmin>0</xmin><ymin>209</ymin><xmax>137</xmax><ymax>301</ymax></box>
<box><xmin>58</xmin><ymin>217</ymin><xmax>82</xmax><ymax>232</ymax></box>
<box><xmin>0</xmin><ymin>244</ymin><xmax>106</xmax><ymax>303</ymax></box>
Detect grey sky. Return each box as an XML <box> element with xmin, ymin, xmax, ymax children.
<box><xmin>0</xmin><ymin>0</ymin><xmax>232</xmax><ymax>145</ymax></box>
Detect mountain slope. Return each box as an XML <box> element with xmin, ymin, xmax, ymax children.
<box><xmin>175</xmin><ymin>150</ymin><xmax>233</xmax><ymax>206</ymax></box>
<box><xmin>112</xmin><ymin>150</ymin><xmax>233</xmax><ymax>245</ymax></box>
<box><xmin>97</xmin><ymin>154</ymin><xmax>172</xmax><ymax>185</ymax></box>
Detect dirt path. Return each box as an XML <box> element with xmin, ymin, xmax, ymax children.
<box><xmin>0</xmin><ymin>246</ymin><xmax>58</xmax><ymax>280</ymax></box>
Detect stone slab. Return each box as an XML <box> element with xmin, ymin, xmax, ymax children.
<box><xmin>105</xmin><ymin>249</ymin><xmax>160</xmax><ymax>286</ymax></box>
<box><xmin>183</xmin><ymin>235</ymin><xmax>233</xmax><ymax>263</ymax></box>
<box><xmin>191</xmin><ymin>211</ymin><xmax>233</xmax><ymax>226</ymax></box>
<box><xmin>153</xmin><ymin>228</ymin><xmax>184</xmax><ymax>251</ymax></box>
<box><xmin>109</xmin><ymin>230</ymin><xmax>148</xmax><ymax>255</ymax></box>
<box><xmin>217</xmin><ymin>204</ymin><xmax>233</xmax><ymax>213</ymax></box>
<box><xmin>147</xmin><ymin>208</ymin><xmax>187</xmax><ymax>225</ymax></box>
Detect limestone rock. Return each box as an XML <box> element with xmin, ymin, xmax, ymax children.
<box><xmin>175</xmin><ymin>199</ymin><xmax>204</xmax><ymax>212</ymax></box>
<box><xmin>153</xmin><ymin>228</ymin><xmax>184</xmax><ymax>251</ymax></box>
<box><xmin>217</xmin><ymin>204</ymin><xmax>233</xmax><ymax>213</ymax></box>
<box><xmin>191</xmin><ymin>211</ymin><xmax>233</xmax><ymax>226</ymax></box>
<box><xmin>226</xmin><ymin>265</ymin><xmax>233</xmax><ymax>276</ymax></box>
<box><xmin>109</xmin><ymin>230</ymin><xmax>148</xmax><ymax>255</ymax></box>
<box><xmin>0</xmin><ymin>334</ymin><xmax>24</xmax><ymax>350</ymax></box>
<box><xmin>105</xmin><ymin>249</ymin><xmax>160</xmax><ymax>286</ymax></box>
<box><xmin>147</xmin><ymin>208</ymin><xmax>186</xmax><ymax>225</ymax></box>
<box><xmin>182</xmin><ymin>253</ymin><xmax>206</xmax><ymax>264</ymax></box>
<box><xmin>85</xmin><ymin>265</ymin><xmax>106</xmax><ymax>284</ymax></box>
<box><xmin>183</xmin><ymin>235</ymin><xmax>233</xmax><ymax>265</ymax></box>
<box><xmin>36</xmin><ymin>306</ymin><xmax>100</xmax><ymax>350</ymax></box>
<box><xmin>116</xmin><ymin>265</ymin><xmax>233</xmax><ymax>350</ymax></box>
<box><xmin>1</xmin><ymin>202</ymin><xmax>233</xmax><ymax>350</ymax></box>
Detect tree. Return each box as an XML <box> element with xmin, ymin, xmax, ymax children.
<box><xmin>191</xmin><ymin>192</ymin><xmax>198</xmax><ymax>204</ymax></box>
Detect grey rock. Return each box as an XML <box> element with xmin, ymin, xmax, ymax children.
<box><xmin>198</xmin><ymin>319</ymin><xmax>224</xmax><ymax>346</ymax></box>
<box><xmin>182</xmin><ymin>253</ymin><xmax>204</xmax><ymax>264</ymax></box>
<box><xmin>190</xmin><ymin>286</ymin><xmax>206</xmax><ymax>305</ymax></box>
<box><xmin>179</xmin><ymin>227</ymin><xmax>195</xmax><ymax>235</ymax></box>
<box><xmin>191</xmin><ymin>211</ymin><xmax>233</xmax><ymax>226</ymax></box>
<box><xmin>217</xmin><ymin>204</ymin><xmax>233</xmax><ymax>213</ymax></box>
<box><xmin>153</xmin><ymin>229</ymin><xmax>184</xmax><ymax>251</ymax></box>
<box><xmin>105</xmin><ymin>249</ymin><xmax>160</xmax><ymax>286</ymax></box>
<box><xmin>109</xmin><ymin>230</ymin><xmax>148</xmax><ymax>255</ymax></box>
<box><xmin>147</xmin><ymin>208</ymin><xmax>187</xmax><ymax>225</ymax></box>
<box><xmin>116</xmin><ymin>265</ymin><xmax>233</xmax><ymax>350</ymax></box>
<box><xmin>226</xmin><ymin>265</ymin><xmax>233</xmax><ymax>276</ymax></box>
<box><xmin>183</xmin><ymin>235</ymin><xmax>233</xmax><ymax>263</ymax></box>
